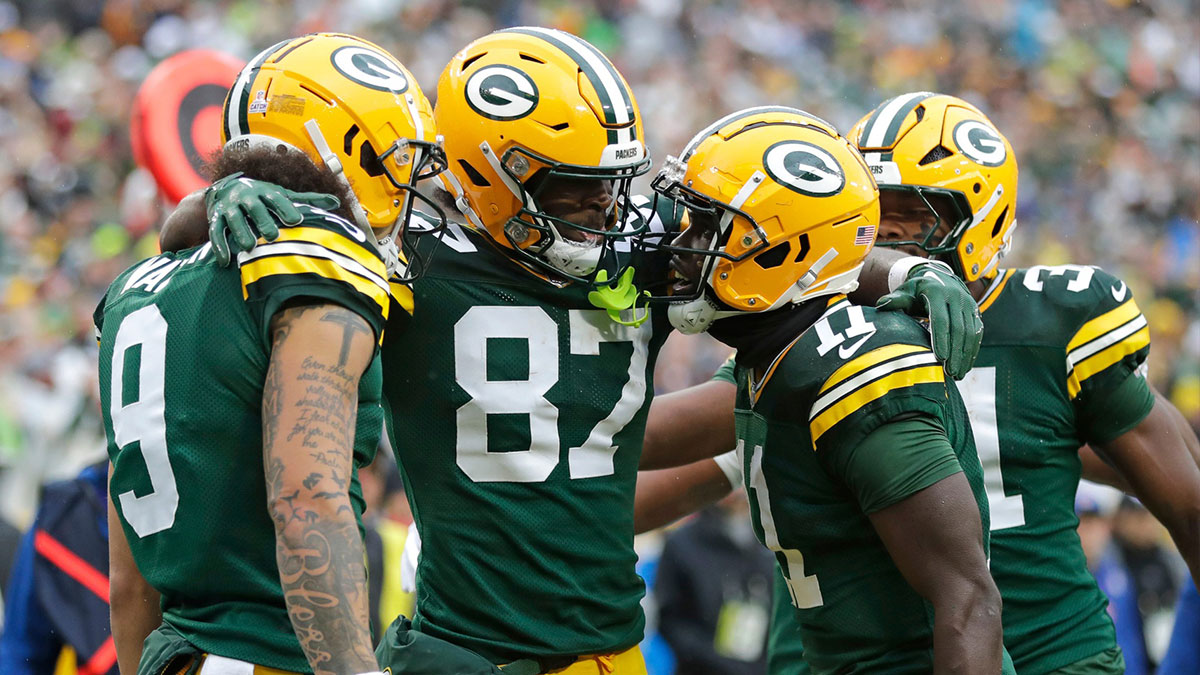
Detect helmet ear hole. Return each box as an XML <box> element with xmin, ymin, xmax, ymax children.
<box><xmin>359</xmin><ymin>141</ymin><xmax>385</xmax><ymax>177</ymax></box>
<box><xmin>458</xmin><ymin>159</ymin><xmax>491</xmax><ymax>187</ymax></box>
<box><xmin>754</xmin><ymin>241</ymin><xmax>791</xmax><ymax>270</ymax></box>
<box><xmin>991</xmin><ymin>205</ymin><xmax>1010</xmax><ymax>238</ymax></box>
<box><xmin>919</xmin><ymin>145</ymin><xmax>954</xmax><ymax>165</ymax></box>
<box><xmin>792</xmin><ymin>233</ymin><xmax>811</xmax><ymax>263</ymax></box>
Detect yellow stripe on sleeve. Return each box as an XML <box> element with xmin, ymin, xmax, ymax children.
<box><xmin>810</xmin><ymin>365</ymin><xmax>945</xmax><ymax>443</ymax></box>
<box><xmin>819</xmin><ymin>344</ymin><xmax>929</xmax><ymax>395</ymax></box>
<box><xmin>1067</xmin><ymin>298</ymin><xmax>1142</xmax><ymax>354</ymax></box>
<box><xmin>270</xmin><ymin>227</ymin><xmax>387</xmax><ymax>280</ymax></box>
<box><xmin>389</xmin><ymin>279</ymin><xmax>414</xmax><ymax>316</ymax></box>
<box><xmin>1066</xmin><ymin>326</ymin><xmax>1150</xmax><ymax>399</ymax></box>
<box><xmin>240</xmin><ymin>254</ymin><xmax>389</xmax><ymax>317</ymax></box>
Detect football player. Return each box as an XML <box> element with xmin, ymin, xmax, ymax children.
<box><xmin>850</xmin><ymin>92</ymin><xmax>1200</xmax><ymax>674</ymax></box>
<box><xmin>99</xmin><ymin>34</ymin><xmax>443</xmax><ymax>675</ymax></box>
<box><xmin>171</xmin><ymin>30</ymin><xmax>988</xmax><ymax>673</ymax></box>
<box><xmin>644</xmin><ymin>106</ymin><xmax>1013</xmax><ymax>674</ymax></box>
<box><xmin>633</xmin><ymin>94</ymin><xmax>1200</xmax><ymax>675</ymax></box>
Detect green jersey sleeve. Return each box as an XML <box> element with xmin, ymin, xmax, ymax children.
<box><xmin>808</xmin><ymin>338</ymin><xmax>949</xmax><ymax>455</ymax></box>
<box><xmin>824</xmin><ymin>414</ymin><xmax>963</xmax><ymax>514</ymax></box>
<box><xmin>1061</xmin><ymin>267</ymin><xmax>1153</xmax><ymax>442</ymax></box>
<box><xmin>712</xmin><ymin>354</ymin><xmax>738</xmax><ymax>385</ymax></box>
<box><xmin>92</xmin><ymin>289</ymin><xmax>108</xmax><ymax>345</ymax></box>
<box><xmin>236</xmin><ymin>208</ymin><xmax>391</xmax><ymax>345</ymax></box>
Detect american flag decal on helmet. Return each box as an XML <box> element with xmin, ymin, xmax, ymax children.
<box><xmin>855</xmin><ymin>225</ymin><xmax>876</xmax><ymax>246</ymax></box>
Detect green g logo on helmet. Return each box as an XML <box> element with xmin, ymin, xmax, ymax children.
<box><xmin>763</xmin><ymin>140</ymin><xmax>845</xmax><ymax>197</ymax></box>
<box><xmin>953</xmin><ymin>119</ymin><xmax>1006</xmax><ymax>167</ymax></box>
<box><xmin>465</xmin><ymin>65</ymin><xmax>539</xmax><ymax>121</ymax></box>
<box><xmin>330</xmin><ymin>45</ymin><xmax>409</xmax><ymax>93</ymax></box>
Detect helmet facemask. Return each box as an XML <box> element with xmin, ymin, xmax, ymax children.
<box><xmin>482</xmin><ymin>142</ymin><xmax>651</xmax><ymax>286</ymax></box>
<box><xmin>363</xmin><ymin>133</ymin><xmax>449</xmax><ymax>283</ymax></box>
<box><xmin>645</xmin><ymin>157</ymin><xmax>775</xmax><ymax>334</ymax></box>
<box><xmin>875</xmin><ymin>183</ymin><xmax>1008</xmax><ymax>280</ymax></box>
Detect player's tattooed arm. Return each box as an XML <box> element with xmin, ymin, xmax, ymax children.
<box><xmin>107</xmin><ymin>472</ymin><xmax>162</xmax><ymax>675</ymax></box>
<box><xmin>263</xmin><ymin>303</ymin><xmax>378</xmax><ymax>675</ymax></box>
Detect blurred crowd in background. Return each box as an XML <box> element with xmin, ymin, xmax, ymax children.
<box><xmin>0</xmin><ymin>0</ymin><xmax>1196</xmax><ymax>672</ymax></box>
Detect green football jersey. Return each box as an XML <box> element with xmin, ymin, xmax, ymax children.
<box><xmin>731</xmin><ymin>297</ymin><xmax>1007</xmax><ymax>675</ymax></box>
<box><xmin>963</xmin><ymin>265</ymin><xmax>1153</xmax><ymax>674</ymax></box>
<box><xmin>96</xmin><ymin>207</ymin><xmax>394</xmax><ymax>671</ymax></box>
<box><xmin>380</xmin><ymin>216</ymin><xmax>672</xmax><ymax>663</ymax></box>
<box><xmin>766</xmin><ymin>565</ymin><xmax>810</xmax><ymax>675</ymax></box>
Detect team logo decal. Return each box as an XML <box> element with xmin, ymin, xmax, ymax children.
<box><xmin>465</xmin><ymin>65</ymin><xmax>539</xmax><ymax>121</ymax></box>
<box><xmin>953</xmin><ymin>120</ymin><xmax>1006</xmax><ymax>167</ymax></box>
<box><xmin>330</xmin><ymin>46</ymin><xmax>409</xmax><ymax>93</ymax></box>
<box><xmin>763</xmin><ymin>141</ymin><xmax>845</xmax><ymax>197</ymax></box>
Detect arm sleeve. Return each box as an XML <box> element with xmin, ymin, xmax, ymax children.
<box><xmin>809</xmin><ymin>343</ymin><xmax>949</xmax><ymax>454</ymax></box>
<box><xmin>238</xmin><ymin>215</ymin><xmax>390</xmax><ymax>345</ymax></box>
<box><xmin>1065</xmin><ymin>271</ymin><xmax>1150</xmax><ymax>401</ymax></box>
<box><xmin>1077</xmin><ymin>369</ymin><xmax>1155</xmax><ymax>445</ymax></box>
<box><xmin>822</xmin><ymin>414</ymin><xmax>964</xmax><ymax>514</ymax></box>
<box><xmin>1062</xmin><ymin>270</ymin><xmax>1153</xmax><ymax>443</ymax></box>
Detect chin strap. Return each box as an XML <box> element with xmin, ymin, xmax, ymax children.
<box><xmin>587</xmin><ymin>268</ymin><xmax>650</xmax><ymax>327</ymax></box>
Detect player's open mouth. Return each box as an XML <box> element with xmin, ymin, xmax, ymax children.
<box><xmin>669</xmin><ymin>257</ymin><xmax>699</xmax><ymax>296</ymax></box>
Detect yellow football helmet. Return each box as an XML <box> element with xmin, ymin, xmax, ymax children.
<box><xmin>434</xmin><ymin>27</ymin><xmax>651</xmax><ymax>286</ymax></box>
<box><xmin>849</xmin><ymin>93</ymin><xmax>1018</xmax><ymax>281</ymax></box>
<box><xmin>220</xmin><ymin>33</ymin><xmax>446</xmax><ymax>279</ymax></box>
<box><xmin>649</xmin><ymin>107</ymin><xmax>880</xmax><ymax>334</ymax></box>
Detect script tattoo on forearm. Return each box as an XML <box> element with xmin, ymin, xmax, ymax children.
<box><xmin>264</xmin><ymin>305</ymin><xmax>376</xmax><ymax>675</ymax></box>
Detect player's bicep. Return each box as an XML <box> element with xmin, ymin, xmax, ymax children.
<box><xmin>262</xmin><ymin>304</ymin><xmax>375</xmax><ymax>504</ymax></box>
<box><xmin>869</xmin><ymin>469</ymin><xmax>990</xmax><ymax>603</ymax></box>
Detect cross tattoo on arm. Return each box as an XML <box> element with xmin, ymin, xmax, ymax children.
<box><xmin>320</xmin><ymin>308</ymin><xmax>372</xmax><ymax>368</ymax></box>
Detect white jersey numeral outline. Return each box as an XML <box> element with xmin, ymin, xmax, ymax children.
<box><xmin>452</xmin><ymin>307</ymin><xmax>650</xmax><ymax>482</ymax></box>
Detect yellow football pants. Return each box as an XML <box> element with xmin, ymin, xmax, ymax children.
<box><xmin>543</xmin><ymin>645</ymin><xmax>646</xmax><ymax>675</ymax></box>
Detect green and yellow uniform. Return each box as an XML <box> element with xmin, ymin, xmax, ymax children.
<box><xmin>964</xmin><ymin>265</ymin><xmax>1151</xmax><ymax>674</ymax></box>
<box><xmin>727</xmin><ymin>298</ymin><xmax>1012</xmax><ymax>675</ymax></box>
<box><xmin>379</xmin><ymin>212</ymin><xmax>673</xmax><ymax>664</ymax></box>
<box><xmin>96</xmin><ymin>207</ymin><xmax>395</xmax><ymax>672</ymax></box>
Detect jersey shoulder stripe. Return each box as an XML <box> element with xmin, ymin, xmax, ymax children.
<box><xmin>237</xmin><ymin>212</ymin><xmax>391</xmax><ymax>341</ymax></box>
<box><xmin>389</xmin><ymin>278</ymin><xmax>414</xmax><ymax>316</ymax></box>
<box><xmin>1066</xmin><ymin>297</ymin><xmax>1149</xmax><ymax>398</ymax></box>
<box><xmin>809</xmin><ymin>346</ymin><xmax>943</xmax><ymax>443</ymax></box>
<box><xmin>818</xmin><ymin>343</ymin><xmax>929</xmax><ymax>395</ymax></box>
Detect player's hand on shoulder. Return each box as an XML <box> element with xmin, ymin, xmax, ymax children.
<box><xmin>876</xmin><ymin>260</ymin><xmax>982</xmax><ymax>380</ymax></box>
<box><xmin>206</xmin><ymin>173</ymin><xmax>342</xmax><ymax>266</ymax></box>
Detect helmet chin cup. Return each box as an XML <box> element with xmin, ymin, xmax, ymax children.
<box><xmin>543</xmin><ymin>237</ymin><xmax>602</xmax><ymax>277</ymax></box>
<box><xmin>668</xmin><ymin>294</ymin><xmax>720</xmax><ymax>334</ymax></box>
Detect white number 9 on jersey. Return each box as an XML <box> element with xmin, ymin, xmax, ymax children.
<box><xmin>109</xmin><ymin>305</ymin><xmax>179</xmax><ymax>537</ymax></box>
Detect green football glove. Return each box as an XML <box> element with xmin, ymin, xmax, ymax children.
<box><xmin>205</xmin><ymin>173</ymin><xmax>342</xmax><ymax>266</ymax></box>
<box><xmin>876</xmin><ymin>261</ymin><xmax>983</xmax><ymax>380</ymax></box>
